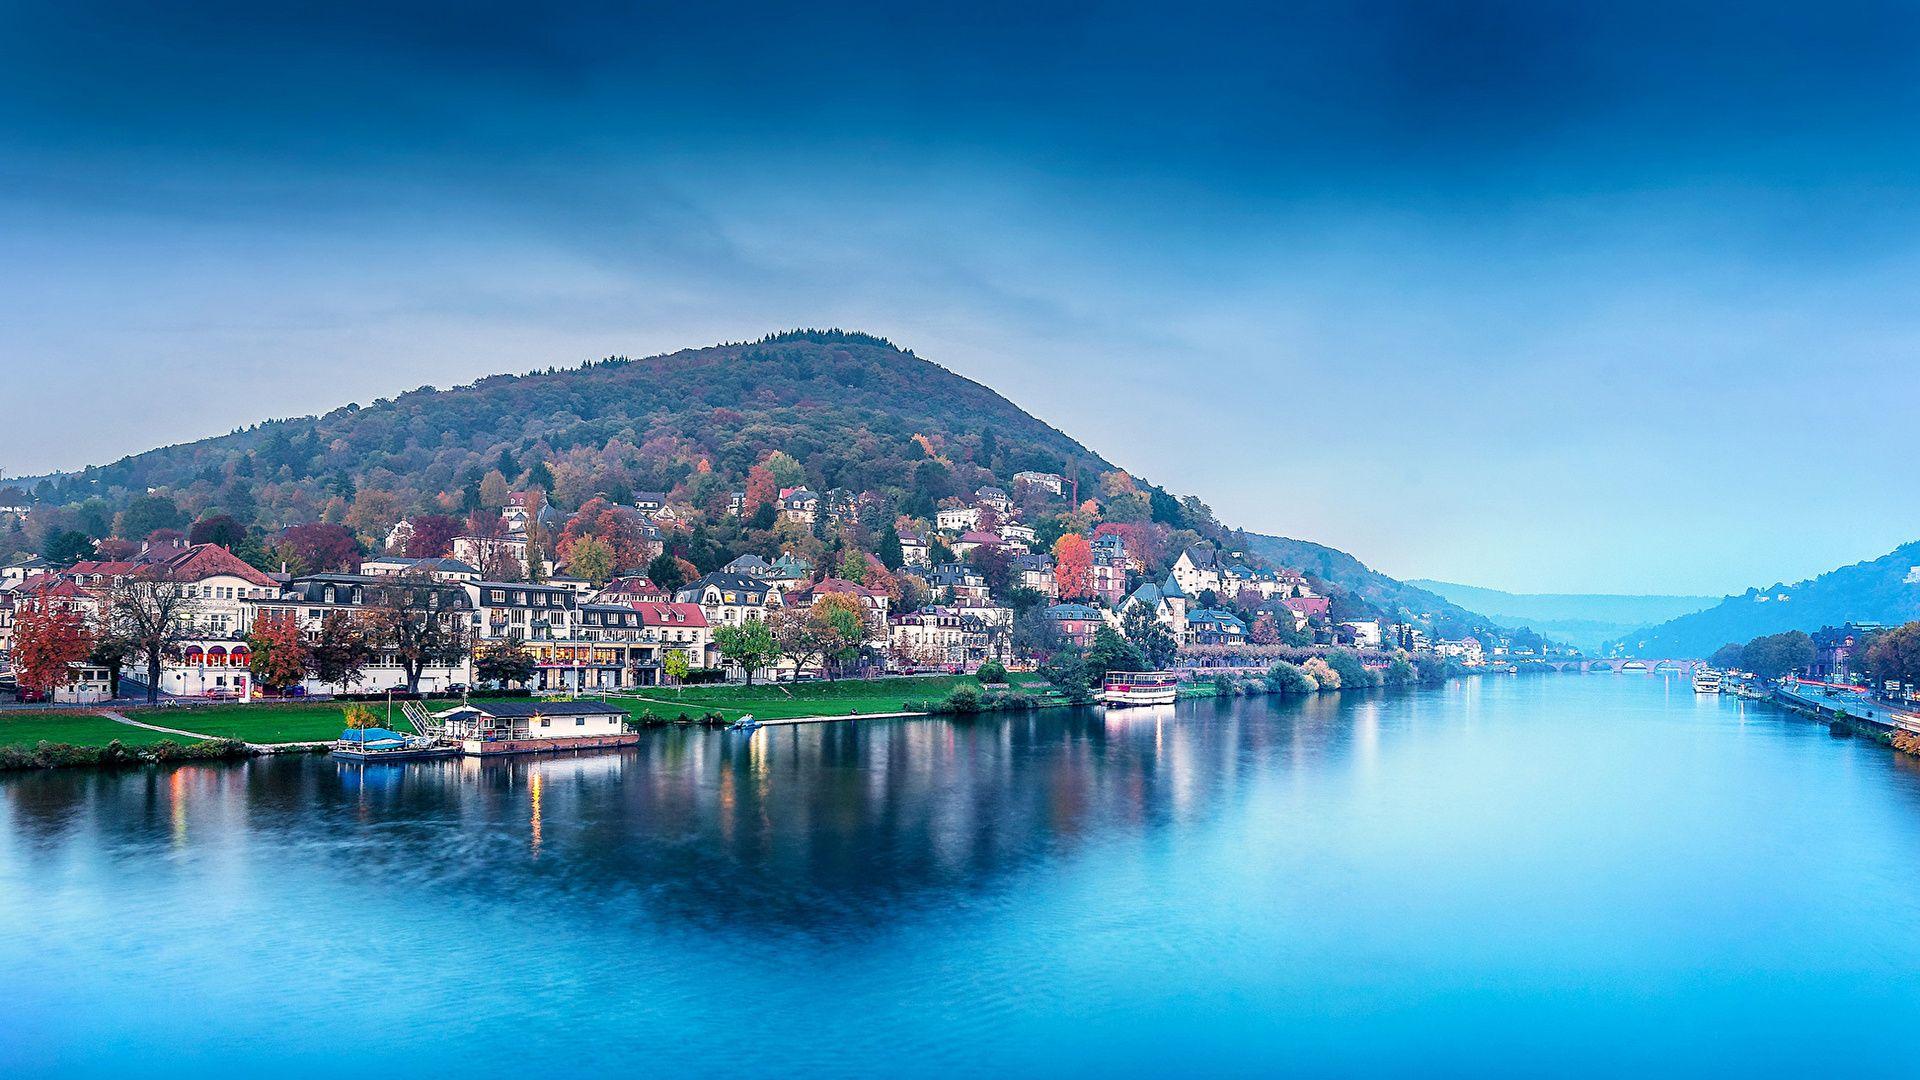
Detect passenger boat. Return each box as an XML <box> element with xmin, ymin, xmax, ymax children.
<box><xmin>331</xmin><ymin>727</ymin><xmax>457</xmax><ymax>762</ymax></box>
<box><xmin>1692</xmin><ymin>668</ymin><xmax>1722</xmax><ymax>694</ymax></box>
<box><xmin>1099</xmin><ymin>671</ymin><xmax>1179</xmax><ymax>707</ymax></box>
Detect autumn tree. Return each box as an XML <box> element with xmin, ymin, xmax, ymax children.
<box><xmin>105</xmin><ymin>573</ymin><xmax>197</xmax><ymax>703</ymax></box>
<box><xmin>479</xmin><ymin>469</ymin><xmax>512</xmax><ymax>509</ymax></box>
<box><xmin>566</xmin><ymin>535</ymin><xmax>615</xmax><ymax>586</ymax></box>
<box><xmin>763</xmin><ymin>451</ymin><xmax>806</xmax><ymax>490</ymax></box>
<box><xmin>366</xmin><ymin>573</ymin><xmax>473</xmax><ymax>695</ymax></box>
<box><xmin>647</xmin><ymin>552</ymin><xmax>690</xmax><ymax>593</ymax></box>
<box><xmin>1054</xmin><ymin>533</ymin><xmax>1093</xmax><ymax>601</ymax></box>
<box><xmin>475</xmin><ymin>631</ymin><xmax>537</xmax><ymax>689</ymax></box>
<box><xmin>309</xmin><ymin>612</ymin><xmax>377</xmax><ymax>691</ymax></box>
<box><xmin>11</xmin><ymin>603</ymin><xmax>93</xmax><ymax>700</ymax></box>
<box><xmin>279</xmin><ymin>522</ymin><xmax>361</xmax><ymax>573</ymax></box>
<box><xmin>770</xmin><ymin>607</ymin><xmax>830</xmax><ymax>679</ymax></box>
<box><xmin>742</xmin><ymin>464</ymin><xmax>778</xmax><ymax>515</ymax></box>
<box><xmin>813</xmin><ymin>592</ymin><xmax>871</xmax><ymax>679</ymax></box>
<box><xmin>189</xmin><ymin>514</ymin><xmax>246</xmax><ymax>549</ymax></box>
<box><xmin>246</xmin><ymin>612</ymin><xmax>310</xmax><ymax>694</ymax></box>
<box><xmin>404</xmin><ymin>514</ymin><xmax>463</xmax><ymax>559</ymax></box>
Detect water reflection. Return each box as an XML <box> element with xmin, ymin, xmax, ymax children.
<box><xmin>0</xmin><ymin>696</ymin><xmax>1371</xmax><ymax>935</ymax></box>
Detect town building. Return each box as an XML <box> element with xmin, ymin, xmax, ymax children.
<box><xmin>1187</xmin><ymin>608</ymin><xmax>1249</xmax><ymax>645</ymax></box>
<box><xmin>889</xmin><ymin>606</ymin><xmax>989</xmax><ymax>669</ymax></box>
<box><xmin>1012</xmin><ymin>471</ymin><xmax>1065</xmax><ymax>496</ymax></box>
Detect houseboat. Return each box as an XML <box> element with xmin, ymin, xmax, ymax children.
<box><xmin>1099</xmin><ymin>671</ymin><xmax>1179</xmax><ymax>708</ymax></box>
<box><xmin>431</xmin><ymin>700</ymin><xmax>638</xmax><ymax>756</ymax></box>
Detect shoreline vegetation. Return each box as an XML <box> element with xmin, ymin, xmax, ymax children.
<box><xmin>0</xmin><ymin>656</ymin><xmax>1476</xmax><ymax>770</ymax></box>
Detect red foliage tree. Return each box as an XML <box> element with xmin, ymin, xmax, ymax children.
<box><xmin>743</xmin><ymin>465</ymin><xmax>778</xmax><ymax>514</ymax></box>
<box><xmin>279</xmin><ymin>522</ymin><xmax>362</xmax><ymax>573</ymax></box>
<box><xmin>558</xmin><ymin>498</ymin><xmax>652</xmax><ymax>571</ymax></box>
<box><xmin>12</xmin><ymin>604</ymin><xmax>93</xmax><ymax>700</ymax></box>
<box><xmin>405</xmin><ymin>514</ymin><xmax>463</xmax><ymax>559</ymax></box>
<box><xmin>246</xmin><ymin>612</ymin><xmax>311</xmax><ymax>693</ymax></box>
<box><xmin>1054</xmin><ymin>533</ymin><xmax>1093</xmax><ymax>601</ymax></box>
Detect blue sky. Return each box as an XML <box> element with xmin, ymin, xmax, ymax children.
<box><xmin>4</xmin><ymin>2</ymin><xmax>1919</xmax><ymax>595</ymax></box>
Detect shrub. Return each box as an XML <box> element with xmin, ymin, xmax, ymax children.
<box><xmin>1303</xmin><ymin>657</ymin><xmax>1340</xmax><ymax>691</ymax></box>
<box><xmin>1326</xmin><ymin>650</ymin><xmax>1372</xmax><ymax>689</ymax></box>
<box><xmin>976</xmin><ymin>660</ymin><xmax>1009</xmax><ymax>685</ymax></box>
<box><xmin>941</xmin><ymin>686</ymin><xmax>983</xmax><ymax>714</ymax></box>
<box><xmin>1264</xmin><ymin>661</ymin><xmax>1318</xmax><ymax>695</ymax></box>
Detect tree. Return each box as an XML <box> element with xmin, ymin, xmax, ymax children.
<box><xmin>522</xmin><ymin>487</ymin><xmax>548</xmax><ymax>583</ymax></box>
<box><xmin>877</xmin><ymin>524</ymin><xmax>904</xmax><ymax>570</ymax></box>
<box><xmin>1251</xmin><ymin>611</ymin><xmax>1280</xmax><ymax>646</ymax></box>
<box><xmin>279</xmin><ymin>522</ymin><xmax>361</xmax><ymax>573</ymax></box>
<box><xmin>475</xmin><ymin>633</ymin><xmax>537</xmax><ymax>688</ymax></box>
<box><xmin>341</xmin><ymin>703</ymin><xmax>381</xmax><ymax>730</ymax></box>
<box><xmin>1863</xmin><ymin>622</ymin><xmax>1920</xmax><ymax>688</ymax></box>
<box><xmin>771</xmin><ymin>607</ymin><xmax>830</xmax><ymax>679</ymax></box>
<box><xmin>813</xmin><ymin>592</ymin><xmax>871</xmax><ymax>679</ymax></box>
<box><xmin>479</xmin><ymin>469</ymin><xmax>512</xmax><ymax>509</ymax></box>
<box><xmin>661</xmin><ymin>648</ymin><xmax>691</xmax><ymax>688</ymax></box>
<box><xmin>404</xmin><ymin>514</ymin><xmax>463</xmax><ymax>558</ymax></box>
<box><xmin>310</xmin><ymin>612</ymin><xmax>377</xmax><ymax>691</ymax></box>
<box><xmin>1740</xmin><ymin>630</ymin><xmax>1815</xmax><ymax>680</ymax></box>
<box><xmin>1708</xmin><ymin>642</ymin><xmax>1744</xmax><ymax>670</ymax></box>
<box><xmin>246</xmin><ymin>613</ymin><xmax>310</xmax><ymax>694</ymax></box>
<box><xmin>743</xmin><ymin>465</ymin><xmax>778</xmax><ymax>514</ymax></box>
<box><xmin>1303</xmin><ymin>656</ymin><xmax>1341</xmax><ymax>690</ymax></box>
<box><xmin>647</xmin><ymin>552</ymin><xmax>690</xmax><ymax>593</ymax></box>
<box><xmin>1040</xmin><ymin>650</ymin><xmax>1094</xmax><ymax>703</ymax></box>
<box><xmin>763</xmin><ymin>451</ymin><xmax>806</xmax><ymax>490</ymax></box>
<box><xmin>1053</xmin><ymin>533</ymin><xmax>1093</xmax><ymax>601</ymax></box>
<box><xmin>977</xmin><ymin>660</ymin><xmax>1009</xmax><ymax>684</ymax></box>
<box><xmin>105</xmin><ymin>573</ymin><xmax>196</xmax><ymax>704</ymax></box>
<box><xmin>117</xmin><ymin>494</ymin><xmax>185</xmax><ymax>540</ymax></box>
<box><xmin>566</xmin><ymin>535</ymin><xmax>616</xmax><ymax>585</ymax></box>
<box><xmin>367</xmin><ymin>573</ymin><xmax>472</xmax><ymax>694</ymax></box>
<box><xmin>1121</xmin><ymin>603</ymin><xmax>1179</xmax><ymax>670</ymax></box>
<box><xmin>713</xmin><ymin>619</ymin><xmax>781</xmax><ymax>685</ymax></box>
<box><xmin>1084</xmin><ymin>625</ymin><xmax>1146</xmax><ymax>682</ymax></box>
<box><xmin>40</xmin><ymin>530</ymin><xmax>93</xmax><ymax>567</ymax></box>
<box><xmin>837</xmin><ymin>549</ymin><xmax>868</xmax><ymax>583</ymax></box>
<box><xmin>1264</xmin><ymin>661</ymin><xmax>1317</xmax><ymax>694</ymax></box>
<box><xmin>1325</xmin><ymin>650</ymin><xmax>1371</xmax><ymax>688</ymax></box>
<box><xmin>12</xmin><ymin>603</ymin><xmax>93</xmax><ymax>700</ymax></box>
<box><xmin>189</xmin><ymin>514</ymin><xmax>246</xmax><ymax>550</ymax></box>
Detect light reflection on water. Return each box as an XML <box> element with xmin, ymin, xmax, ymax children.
<box><xmin>5</xmin><ymin>677</ymin><xmax>1920</xmax><ymax>1077</ymax></box>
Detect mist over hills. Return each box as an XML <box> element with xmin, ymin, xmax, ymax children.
<box><xmin>1410</xmin><ymin>580</ymin><xmax>1716</xmax><ymax>653</ymax></box>
<box><xmin>1607</xmin><ymin>542</ymin><xmax>1920</xmax><ymax>657</ymax></box>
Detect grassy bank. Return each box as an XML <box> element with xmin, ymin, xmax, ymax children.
<box><xmin>599</xmin><ymin>675</ymin><xmax>1041</xmax><ymax>723</ymax></box>
<box><xmin>0</xmin><ymin>712</ymin><xmax>194</xmax><ymax>749</ymax></box>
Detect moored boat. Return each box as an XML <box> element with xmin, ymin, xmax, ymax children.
<box><xmin>1692</xmin><ymin>668</ymin><xmax>1722</xmax><ymax>694</ymax></box>
<box><xmin>1099</xmin><ymin>671</ymin><xmax>1178</xmax><ymax>707</ymax></box>
<box><xmin>331</xmin><ymin>727</ymin><xmax>457</xmax><ymax>762</ymax></box>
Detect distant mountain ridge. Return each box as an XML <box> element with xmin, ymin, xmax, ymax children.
<box><xmin>1246</xmin><ymin>537</ymin><xmax>1496</xmax><ymax>639</ymax></box>
<box><xmin>1409</xmin><ymin>580</ymin><xmax>1715</xmax><ymax>653</ymax></box>
<box><xmin>1607</xmin><ymin>542</ymin><xmax>1920</xmax><ymax>657</ymax></box>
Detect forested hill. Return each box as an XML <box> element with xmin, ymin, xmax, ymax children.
<box><xmin>1245</xmin><ymin>534</ymin><xmax>1504</xmax><ymax>641</ymax></box>
<box><xmin>19</xmin><ymin>331</ymin><xmax>1116</xmax><ymax>519</ymax></box>
<box><xmin>1611</xmin><ymin>541</ymin><xmax>1920</xmax><ymax>658</ymax></box>
<box><xmin>10</xmin><ymin>328</ymin><xmax>1509</xmax><ymax>634</ymax></box>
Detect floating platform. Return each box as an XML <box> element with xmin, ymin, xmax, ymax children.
<box><xmin>459</xmin><ymin>733</ymin><xmax>642</xmax><ymax>756</ymax></box>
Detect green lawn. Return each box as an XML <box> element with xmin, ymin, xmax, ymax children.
<box><xmin>0</xmin><ymin>712</ymin><xmax>202</xmax><ymax>749</ymax></box>
<box><xmin>581</xmin><ymin>674</ymin><xmax>1042</xmax><ymax>723</ymax></box>
<box><xmin>126</xmin><ymin>701</ymin><xmax>398</xmax><ymax>744</ymax></box>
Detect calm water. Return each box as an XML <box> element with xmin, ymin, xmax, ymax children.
<box><xmin>6</xmin><ymin>677</ymin><xmax>1920</xmax><ymax>1077</ymax></box>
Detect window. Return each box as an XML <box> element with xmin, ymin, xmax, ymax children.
<box><xmin>576</xmin><ymin>717</ymin><xmax>586</xmax><ymax>726</ymax></box>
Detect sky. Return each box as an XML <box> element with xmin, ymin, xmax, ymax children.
<box><xmin>4</xmin><ymin>1</ymin><xmax>1920</xmax><ymax>596</ymax></box>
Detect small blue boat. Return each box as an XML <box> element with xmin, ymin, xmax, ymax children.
<box><xmin>726</xmin><ymin>714</ymin><xmax>760</xmax><ymax>733</ymax></box>
<box><xmin>332</xmin><ymin>727</ymin><xmax>456</xmax><ymax>762</ymax></box>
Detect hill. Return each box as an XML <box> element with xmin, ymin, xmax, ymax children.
<box><xmin>1408</xmin><ymin>580</ymin><xmax>1715</xmax><ymax>653</ymax></box>
<box><xmin>8</xmin><ymin>329</ymin><xmax>1507</xmax><ymax>634</ymax></box>
<box><xmin>1244</xmin><ymin>536</ymin><xmax>1508</xmax><ymax>642</ymax></box>
<box><xmin>1608</xmin><ymin>542</ymin><xmax>1920</xmax><ymax>657</ymax></box>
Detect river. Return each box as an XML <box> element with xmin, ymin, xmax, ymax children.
<box><xmin>5</xmin><ymin>676</ymin><xmax>1919</xmax><ymax>1076</ymax></box>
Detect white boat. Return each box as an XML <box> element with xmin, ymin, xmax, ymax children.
<box><xmin>1099</xmin><ymin>671</ymin><xmax>1178</xmax><ymax>707</ymax></box>
<box><xmin>1692</xmin><ymin>668</ymin><xmax>1722</xmax><ymax>694</ymax></box>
